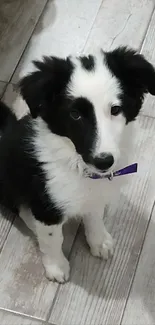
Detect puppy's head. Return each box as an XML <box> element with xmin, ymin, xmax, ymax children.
<box><xmin>19</xmin><ymin>47</ymin><xmax>155</xmax><ymax>173</ymax></box>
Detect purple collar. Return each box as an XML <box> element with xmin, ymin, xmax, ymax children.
<box><xmin>89</xmin><ymin>163</ymin><xmax>138</xmax><ymax>180</ymax></box>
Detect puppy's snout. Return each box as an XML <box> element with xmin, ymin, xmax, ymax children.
<box><xmin>93</xmin><ymin>153</ymin><xmax>114</xmax><ymax>171</ymax></box>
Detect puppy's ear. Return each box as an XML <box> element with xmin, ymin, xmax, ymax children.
<box><xmin>19</xmin><ymin>56</ymin><xmax>73</xmax><ymax>118</ymax></box>
<box><xmin>106</xmin><ymin>47</ymin><xmax>155</xmax><ymax>96</ymax></box>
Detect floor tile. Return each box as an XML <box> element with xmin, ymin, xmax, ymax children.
<box><xmin>0</xmin><ymin>310</ymin><xmax>44</xmax><ymax>325</ymax></box>
<box><xmin>121</xmin><ymin>206</ymin><xmax>155</xmax><ymax>325</ymax></box>
<box><xmin>0</xmin><ymin>212</ymin><xmax>14</xmax><ymax>253</ymax></box>
<box><xmin>140</xmin><ymin>9</ymin><xmax>155</xmax><ymax>118</ymax></box>
<box><xmin>83</xmin><ymin>0</ymin><xmax>154</xmax><ymax>53</ymax></box>
<box><xmin>0</xmin><ymin>0</ymin><xmax>47</xmax><ymax>82</ymax></box>
<box><xmin>0</xmin><ymin>217</ymin><xmax>78</xmax><ymax>320</ymax></box>
<box><xmin>11</xmin><ymin>0</ymin><xmax>102</xmax><ymax>83</ymax></box>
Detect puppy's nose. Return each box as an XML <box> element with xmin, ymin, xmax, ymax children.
<box><xmin>93</xmin><ymin>153</ymin><xmax>114</xmax><ymax>171</ymax></box>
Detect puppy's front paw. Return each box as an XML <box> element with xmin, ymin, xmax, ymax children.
<box><xmin>43</xmin><ymin>254</ymin><xmax>70</xmax><ymax>283</ymax></box>
<box><xmin>90</xmin><ymin>232</ymin><xmax>114</xmax><ymax>260</ymax></box>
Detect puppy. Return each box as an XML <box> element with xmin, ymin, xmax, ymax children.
<box><xmin>0</xmin><ymin>47</ymin><xmax>155</xmax><ymax>283</ymax></box>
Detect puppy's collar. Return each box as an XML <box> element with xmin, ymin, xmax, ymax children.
<box><xmin>88</xmin><ymin>163</ymin><xmax>138</xmax><ymax>180</ymax></box>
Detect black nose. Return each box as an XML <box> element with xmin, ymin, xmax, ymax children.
<box><xmin>93</xmin><ymin>153</ymin><xmax>114</xmax><ymax>171</ymax></box>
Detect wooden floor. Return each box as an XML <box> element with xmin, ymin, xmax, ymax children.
<box><xmin>0</xmin><ymin>0</ymin><xmax>155</xmax><ymax>324</ymax></box>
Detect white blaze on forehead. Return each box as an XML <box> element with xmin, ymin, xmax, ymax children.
<box><xmin>67</xmin><ymin>53</ymin><xmax>122</xmax><ymax>111</ymax></box>
<box><xmin>67</xmin><ymin>53</ymin><xmax>125</xmax><ymax>163</ymax></box>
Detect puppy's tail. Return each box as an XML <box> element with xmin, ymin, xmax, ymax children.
<box><xmin>0</xmin><ymin>101</ymin><xmax>17</xmax><ymax>132</ymax></box>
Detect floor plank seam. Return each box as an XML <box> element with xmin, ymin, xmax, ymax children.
<box><xmin>119</xmin><ymin>199</ymin><xmax>155</xmax><ymax>325</ymax></box>
<box><xmin>0</xmin><ymin>307</ymin><xmax>46</xmax><ymax>324</ymax></box>
<box><xmin>78</xmin><ymin>0</ymin><xmax>104</xmax><ymax>54</ymax></box>
<box><xmin>139</xmin><ymin>6</ymin><xmax>155</xmax><ymax>52</ymax></box>
<box><xmin>8</xmin><ymin>0</ymin><xmax>49</xmax><ymax>84</ymax></box>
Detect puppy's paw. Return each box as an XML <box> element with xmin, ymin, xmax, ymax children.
<box><xmin>43</xmin><ymin>254</ymin><xmax>70</xmax><ymax>283</ymax></box>
<box><xmin>90</xmin><ymin>232</ymin><xmax>114</xmax><ymax>260</ymax></box>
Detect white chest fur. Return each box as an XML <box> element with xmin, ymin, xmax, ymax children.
<box><xmin>33</xmin><ymin>118</ymin><xmax>133</xmax><ymax>219</ymax></box>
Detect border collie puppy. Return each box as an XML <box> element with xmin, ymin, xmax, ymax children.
<box><xmin>0</xmin><ymin>47</ymin><xmax>155</xmax><ymax>283</ymax></box>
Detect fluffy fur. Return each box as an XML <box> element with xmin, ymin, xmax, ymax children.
<box><xmin>0</xmin><ymin>46</ymin><xmax>155</xmax><ymax>283</ymax></box>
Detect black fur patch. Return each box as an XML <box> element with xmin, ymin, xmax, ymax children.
<box><xmin>0</xmin><ymin>102</ymin><xmax>63</xmax><ymax>225</ymax></box>
<box><xmin>19</xmin><ymin>58</ymin><xmax>97</xmax><ymax>165</ymax></box>
<box><xmin>19</xmin><ymin>56</ymin><xmax>74</xmax><ymax>118</ymax></box>
<box><xmin>105</xmin><ymin>47</ymin><xmax>155</xmax><ymax>122</ymax></box>
<box><xmin>79</xmin><ymin>55</ymin><xmax>95</xmax><ymax>71</ymax></box>
<box><xmin>66</xmin><ymin>97</ymin><xmax>97</xmax><ymax>163</ymax></box>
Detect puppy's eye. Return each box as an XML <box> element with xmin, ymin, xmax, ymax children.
<box><xmin>70</xmin><ymin>110</ymin><xmax>81</xmax><ymax>121</ymax></box>
<box><xmin>111</xmin><ymin>105</ymin><xmax>121</xmax><ymax>116</ymax></box>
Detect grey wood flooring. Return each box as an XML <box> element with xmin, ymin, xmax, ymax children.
<box><xmin>0</xmin><ymin>0</ymin><xmax>155</xmax><ymax>324</ymax></box>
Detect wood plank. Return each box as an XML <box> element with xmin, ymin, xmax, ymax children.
<box><xmin>0</xmin><ymin>310</ymin><xmax>44</xmax><ymax>325</ymax></box>
<box><xmin>0</xmin><ymin>213</ymin><xmax>14</xmax><ymax>253</ymax></box>
<box><xmin>83</xmin><ymin>0</ymin><xmax>154</xmax><ymax>53</ymax></box>
<box><xmin>139</xmin><ymin>9</ymin><xmax>155</xmax><ymax>118</ymax></box>
<box><xmin>49</xmin><ymin>116</ymin><xmax>155</xmax><ymax>325</ymax></box>
<box><xmin>1</xmin><ymin>2</ymin><xmax>154</xmax><ymax>323</ymax></box>
<box><xmin>0</xmin><ymin>82</ymin><xmax>7</xmax><ymax>98</ymax></box>
<box><xmin>11</xmin><ymin>0</ymin><xmax>103</xmax><ymax>83</ymax></box>
<box><xmin>0</xmin><ymin>217</ymin><xmax>78</xmax><ymax>320</ymax></box>
<box><xmin>0</xmin><ymin>0</ymin><xmax>47</xmax><ymax>82</ymax></box>
<box><xmin>121</xmin><ymin>207</ymin><xmax>155</xmax><ymax>325</ymax></box>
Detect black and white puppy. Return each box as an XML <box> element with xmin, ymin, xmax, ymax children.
<box><xmin>0</xmin><ymin>47</ymin><xmax>155</xmax><ymax>283</ymax></box>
